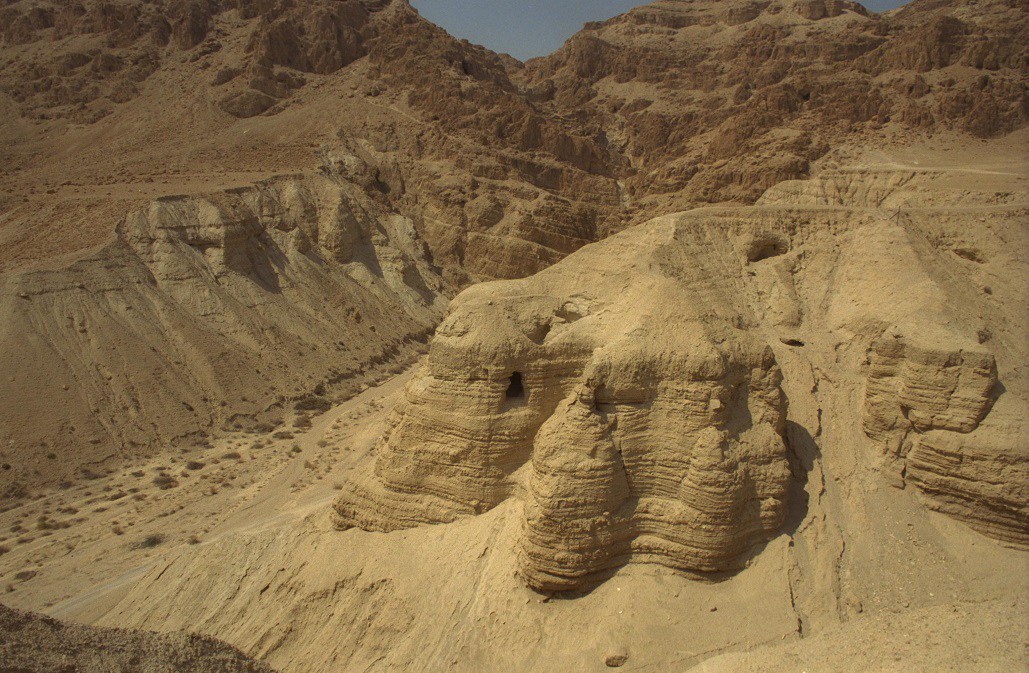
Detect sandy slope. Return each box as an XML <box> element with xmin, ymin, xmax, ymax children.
<box><xmin>0</xmin><ymin>139</ymin><xmax>1021</xmax><ymax>672</ymax></box>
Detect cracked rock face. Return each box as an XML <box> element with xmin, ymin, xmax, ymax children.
<box><xmin>861</xmin><ymin>332</ymin><xmax>1028</xmax><ymax>547</ymax></box>
<box><xmin>335</xmin><ymin>218</ymin><xmax>793</xmax><ymax>590</ymax></box>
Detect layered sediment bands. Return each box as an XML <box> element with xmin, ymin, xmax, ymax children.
<box><xmin>338</xmin><ymin>174</ymin><xmax>1029</xmax><ymax>580</ymax></box>
<box><xmin>861</xmin><ymin>333</ymin><xmax>1029</xmax><ymax>546</ymax></box>
<box><xmin>907</xmin><ymin>415</ymin><xmax>1029</xmax><ymax>548</ymax></box>
<box><xmin>521</xmin><ymin>339</ymin><xmax>790</xmax><ymax>591</ymax></box>
<box><xmin>862</xmin><ymin>333</ymin><xmax>998</xmax><ymax>458</ymax></box>
<box><xmin>335</xmin><ymin>217</ymin><xmax>794</xmax><ymax>589</ymax></box>
<box><xmin>0</xmin><ymin>172</ymin><xmax>448</xmax><ymax>488</ymax></box>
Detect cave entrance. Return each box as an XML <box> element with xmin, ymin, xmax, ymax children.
<box><xmin>506</xmin><ymin>372</ymin><xmax>525</xmax><ymax>399</ymax></box>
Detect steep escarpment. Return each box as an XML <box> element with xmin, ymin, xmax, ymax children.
<box><xmin>336</xmin><ymin>156</ymin><xmax>1028</xmax><ymax>592</ymax></box>
<box><xmin>84</xmin><ymin>154</ymin><xmax>1028</xmax><ymax>672</ymax></box>
<box><xmin>522</xmin><ymin>0</ymin><xmax>1028</xmax><ymax>212</ymax></box>
<box><xmin>334</xmin><ymin>220</ymin><xmax>795</xmax><ymax>590</ymax></box>
<box><xmin>0</xmin><ymin>0</ymin><xmax>621</xmax><ymax>284</ymax></box>
<box><xmin>0</xmin><ymin>169</ymin><xmax>447</xmax><ymax>490</ymax></box>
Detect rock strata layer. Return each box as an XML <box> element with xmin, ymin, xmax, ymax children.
<box><xmin>335</xmin><ymin>217</ymin><xmax>795</xmax><ymax>590</ymax></box>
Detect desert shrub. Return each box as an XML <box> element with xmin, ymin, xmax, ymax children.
<box><xmin>152</xmin><ymin>474</ymin><xmax>178</xmax><ymax>490</ymax></box>
<box><xmin>0</xmin><ymin>544</ymin><xmax>9</xmax><ymax>555</ymax></box>
<box><xmin>35</xmin><ymin>516</ymin><xmax>70</xmax><ymax>531</ymax></box>
<box><xmin>187</xmin><ymin>535</ymin><xmax>201</xmax><ymax>545</ymax></box>
<box><xmin>295</xmin><ymin>395</ymin><xmax>332</xmax><ymax>413</ymax></box>
<box><xmin>132</xmin><ymin>533</ymin><xmax>165</xmax><ymax>549</ymax></box>
<box><xmin>272</xmin><ymin>431</ymin><xmax>294</xmax><ymax>440</ymax></box>
<box><xmin>185</xmin><ymin>460</ymin><xmax>205</xmax><ymax>470</ymax></box>
<box><xmin>221</xmin><ymin>451</ymin><xmax>241</xmax><ymax>460</ymax></box>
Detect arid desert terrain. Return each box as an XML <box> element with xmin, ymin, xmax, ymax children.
<box><xmin>0</xmin><ymin>0</ymin><xmax>1026</xmax><ymax>671</ymax></box>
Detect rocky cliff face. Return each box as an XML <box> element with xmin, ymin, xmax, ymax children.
<box><xmin>336</xmin><ymin>155</ymin><xmax>1028</xmax><ymax>588</ymax></box>
<box><xmin>0</xmin><ymin>169</ymin><xmax>447</xmax><ymax>488</ymax></box>
<box><xmin>522</xmin><ymin>0</ymin><xmax>1027</xmax><ymax>212</ymax></box>
<box><xmin>0</xmin><ymin>0</ymin><xmax>1025</xmax><ymax>523</ymax></box>
<box><xmin>334</xmin><ymin>219</ymin><xmax>794</xmax><ymax>589</ymax></box>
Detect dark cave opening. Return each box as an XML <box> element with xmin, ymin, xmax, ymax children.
<box><xmin>506</xmin><ymin>372</ymin><xmax>525</xmax><ymax>399</ymax></box>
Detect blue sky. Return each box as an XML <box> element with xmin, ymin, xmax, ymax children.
<box><xmin>410</xmin><ymin>1</ymin><xmax>910</xmax><ymax>61</ymax></box>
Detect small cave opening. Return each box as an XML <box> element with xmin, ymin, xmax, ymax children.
<box><xmin>506</xmin><ymin>372</ymin><xmax>525</xmax><ymax>400</ymax></box>
<box><xmin>745</xmin><ymin>234</ymin><xmax>789</xmax><ymax>263</ymax></box>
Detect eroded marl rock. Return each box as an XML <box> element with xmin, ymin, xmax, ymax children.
<box><xmin>860</xmin><ymin>332</ymin><xmax>1029</xmax><ymax>547</ymax></box>
<box><xmin>862</xmin><ymin>331</ymin><xmax>998</xmax><ymax>459</ymax></box>
<box><xmin>336</xmin><ymin>197</ymin><xmax>1028</xmax><ymax>583</ymax></box>
<box><xmin>0</xmin><ymin>172</ymin><xmax>448</xmax><ymax>487</ymax></box>
<box><xmin>907</xmin><ymin>409</ymin><xmax>1028</xmax><ymax>548</ymax></box>
<box><xmin>522</xmin><ymin>335</ymin><xmax>789</xmax><ymax>591</ymax></box>
<box><xmin>335</xmin><ymin>217</ymin><xmax>793</xmax><ymax>589</ymax></box>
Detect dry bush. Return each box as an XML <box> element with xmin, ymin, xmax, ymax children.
<box><xmin>295</xmin><ymin>395</ymin><xmax>332</xmax><ymax>413</ymax></box>
<box><xmin>131</xmin><ymin>533</ymin><xmax>165</xmax><ymax>549</ymax></box>
<box><xmin>152</xmin><ymin>474</ymin><xmax>178</xmax><ymax>490</ymax></box>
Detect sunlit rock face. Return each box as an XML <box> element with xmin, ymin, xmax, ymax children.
<box><xmin>334</xmin><ymin>216</ymin><xmax>793</xmax><ymax>590</ymax></box>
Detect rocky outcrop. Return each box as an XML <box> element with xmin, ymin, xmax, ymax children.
<box><xmin>335</xmin><ymin>217</ymin><xmax>794</xmax><ymax>590</ymax></box>
<box><xmin>0</xmin><ymin>171</ymin><xmax>448</xmax><ymax>489</ymax></box>
<box><xmin>522</xmin><ymin>0</ymin><xmax>1028</xmax><ymax>208</ymax></box>
<box><xmin>338</xmin><ymin>169</ymin><xmax>1029</xmax><ymax>577</ymax></box>
<box><xmin>907</xmin><ymin>417</ymin><xmax>1028</xmax><ymax>547</ymax></box>
<box><xmin>861</xmin><ymin>332</ymin><xmax>1028</xmax><ymax>547</ymax></box>
<box><xmin>862</xmin><ymin>333</ymin><xmax>997</xmax><ymax>460</ymax></box>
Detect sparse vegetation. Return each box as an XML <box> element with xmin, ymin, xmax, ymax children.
<box><xmin>131</xmin><ymin>534</ymin><xmax>165</xmax><ymax>549</ymax></box>
<box><xmin>295</xmin><ymin>395</ymin><xmax>332</xmax><ymax>413</ymax></box>
<box><xmin>272</xmin><ymin>431</ymin><xmax>295</xmax><ymax>440</ymax></box>
<box><xmin>152</xmin><ymin>474</ymin><xmax>178</xmax><ymax>490</ymax></box>
<box><xmin>185</xmin><ymin>460</ymin><xmax>205</xmax><ymax>470</ymax></box>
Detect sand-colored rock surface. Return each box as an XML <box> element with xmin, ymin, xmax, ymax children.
<box><xmin>0</xmin><ymin>170</ymin><xmax>447</xmax><ymax>490</ymax></box>
<box><xmin>0</xmin><ymin>0</ymin><xmax>1025</xmax><ymax>670</ymax></box>
<box><xmin>333</xmin><ymin>215</ymin><xmax>796</xmax><ymax>590</ymax></box>
<box><xmin>1</xmin><ymin>0</ymin><xmax>1024</xmax><ymax>494</ymax></box>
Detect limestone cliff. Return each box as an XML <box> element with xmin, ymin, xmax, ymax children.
<box><xmin>0</xmin><ymin>170</ymin><xmax>447</xmax><ymax>488</ymax></box>
<box><xmin>336</xmin><ymin>160</ymin><xmax>1028</xmax><ymax>588</ymax></box>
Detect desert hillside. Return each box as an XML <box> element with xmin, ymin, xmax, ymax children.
<box><xmin>0</xmin><ymin>1</ymin><xmax>1025</xmax><ymax>671</ymax></box>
